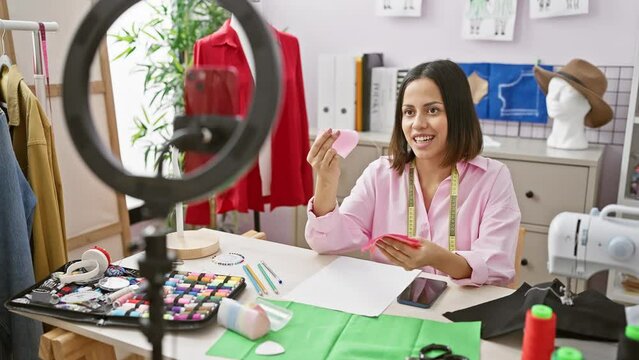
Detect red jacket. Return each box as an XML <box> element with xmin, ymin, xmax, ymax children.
<box><xmin>184</xmin><ymin>20</ymin><xmax>313</xmax><ymax>224</ymax></box>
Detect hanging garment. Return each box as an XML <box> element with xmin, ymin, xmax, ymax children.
<box><xmin>0</xmin><ymin>111</ymin><xmax>42</xmax><ymax>360</ymax></box>
<box><xmin>443</xmin><ymin>279</ymin><xmax>626</xmax><ymax>341</ymax></box>
<box><xmin>184</xmin><ymin>19</ymin><xmax>313</xmax><ymax>220</ymax></box>
<box><xmin>6</xmin><ymin>65</ymin><xmax>67</xmax><ymax>281</ymax></box>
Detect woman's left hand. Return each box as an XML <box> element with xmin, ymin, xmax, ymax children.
<box><xmin>376</xmin><ymin>237</ymin><xmax>445</xmax><ymax>271</ymax></box>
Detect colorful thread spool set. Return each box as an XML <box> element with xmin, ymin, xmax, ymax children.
<box><xmin>108</xmin><ymin>271</ymin><xmax>245</xmax><ymax>322</ymax></box>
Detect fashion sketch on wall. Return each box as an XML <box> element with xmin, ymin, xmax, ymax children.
<box><xmin>530</xmin><ymin>0</ymin><xmax>589</xmax><ymax>19</ymax></box>
<box><xmin>462</xmin><ymin>0</ymin><xmax>517</xmax><ymax>41</ymax></box>
<box><xmin>376</xmin><ymin>0</ymin><xmax>423</xmax><ymax>17</ymax></box>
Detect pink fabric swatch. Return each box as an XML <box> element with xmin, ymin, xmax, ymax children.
<box><xmin>332</xmin><ymin>129</ymin><xmax>359</xmax><ymax>158</ymax></box>
<box><xmin>361</xmin><ymin>233</ymin><xmax>422</xmax><ymax>253</ymax></box>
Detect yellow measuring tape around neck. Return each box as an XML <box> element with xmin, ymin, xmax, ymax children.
<box><xmin>408</xmin><ymin>161</ymin><xmax>459</xmax><ymax>252</ymax></box>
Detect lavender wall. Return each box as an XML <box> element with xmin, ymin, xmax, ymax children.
<box><xmin>262</xmin><ymin>0</ymin><xmax>639</xmax><ymax>129</ymax></box>
<box><xmin>259</xmin><ymin>0</ymin><xmax>639</xmax><ymax>211</ymax></box>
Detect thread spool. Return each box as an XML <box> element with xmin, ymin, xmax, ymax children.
<box><xmin>617</xmin><ymin>325</ymin><xmax>639</xmax><ymax>360</ymax></box>
<box><xmin>106</xmin><ymin>284</ymin><xmax>138</xmax><ymax>304</ymax></box>
<box><xmin>113</xmin><ymin>292</ymin><xmax>135</xmax><ymax>308</ymax></box>
<box><xmin>110</xmin><ymin>309</ymin><xmax>141</xmax><ymax>317</ymax></box>
<box><xmin>551</xmin><ymin>347</ymin><xmax>583</xmax><ymax>360</ymax></box>
<box><xmin>217</xmin><ymin>298</ymin><xmax>270</xmax><ymax>340</ymax></box>
<box><xmin>522</xmin><ymin>304</ymin><xmax>556</xmax><ymax>360</ymax></box>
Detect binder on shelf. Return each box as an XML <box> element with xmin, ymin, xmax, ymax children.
<box><xmin>317</xmin><ymin>54</ymin><xmax>357</xmax><ymax>131</ymax></box>
<box><xmin>317</xmin><ymin>54</ymin><xmax>336</xmax><ymax>130</ymax></box>
<box><xmin>383</xmin><ymin>67</ymin><xmax>400</xmax><ymax>134</ymax></box>
<box><xmin>356</xmin><ymin>56</ymin><xmax>363</xmax><ymax>131</ymax></box>
<box><xmin>370</xmin><ymin>67</ymin><xmax>385</xmax><ymax>133</ymax></box>
<box><xmin>335</xmin><ymin>54</ymin><xmax>357</xmax><ymax>130</ymax></box>
<box><xmin>361</xmin><ymin>53</ymin><xmax>384</xmax><ymax>132</ymax></box>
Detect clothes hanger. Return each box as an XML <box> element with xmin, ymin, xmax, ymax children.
<box><xmin>0</xmin><ymin>20</ymin><xmax>11</xmax><ymax>104</ymax></box>
<box><xmin>0</xmin><ymin>20</ymin><xmax>12</xmax><ymax>70</ymax></box>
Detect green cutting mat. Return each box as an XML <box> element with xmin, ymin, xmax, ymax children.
<box><xmin>206</xmin><ymin>300</ymin><xmax>480</xmax><ymax>359</ymax></box>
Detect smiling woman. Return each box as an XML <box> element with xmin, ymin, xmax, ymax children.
<box><xmin>305</xmin><ymin>60</ymin><xmax>522</xmax><ymax>287</ymax></box>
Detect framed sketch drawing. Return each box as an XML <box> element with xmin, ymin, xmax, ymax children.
<box><xmin>462</xmin><ymin>0</ymin><xmax>517</xmax><ymax>41</ymax></box>
<box><xmin>530</xmin><ymin>0</ymin><xmax>589</xmax><ymax>19</ymax></box>
<box><xmin>376</xmin><ymin>0</ymin><xmax>423</xmax><ymax>17</ymax></box>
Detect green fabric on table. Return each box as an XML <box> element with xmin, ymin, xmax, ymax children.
<box><xmin>206</xmin><ymin>300</ymin><xmax>480</xmax><ymax>360</ymax></box>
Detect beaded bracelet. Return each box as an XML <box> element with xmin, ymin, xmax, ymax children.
<box><xmin>212</xmin><ymin>252</ymin><xmax>246</xmax><ymax>266</ymax></box>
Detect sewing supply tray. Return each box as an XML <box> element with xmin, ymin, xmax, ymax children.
<box><xmin>6</xmin><ymin>261</ymin><xmax>246</xmax><ymax>330</ymax></box>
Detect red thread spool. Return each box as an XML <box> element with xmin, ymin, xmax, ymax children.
<box><xmin>522</xmin><ymin>304</ymin><xmax>556</xmax><ymax>360</ymax></box>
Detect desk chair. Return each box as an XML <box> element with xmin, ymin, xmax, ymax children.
<box><xmin>508</xmin><ymin>227</ymin><xmax>526</xmax><ymax>289</ymax></box>
<box><xmin>241</xmin><ymin>230</ymin><xmax>267</xmax><ymax>240</ymax></box>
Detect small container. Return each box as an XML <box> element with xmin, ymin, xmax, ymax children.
<box><xmin>256</xmin><ymin>297</ymin><xmax>293</xmax><ymax>331</ymax></box>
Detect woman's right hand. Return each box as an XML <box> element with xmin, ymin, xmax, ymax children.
<box><xmin>307</xmin><ymin>129</ymin><xmax>341</xmax><ymax>216</ymax></box>
<box><xmin>307</xmin><ymin>129</ymin><xmax>342</xmax><ymax>184</ymax></box>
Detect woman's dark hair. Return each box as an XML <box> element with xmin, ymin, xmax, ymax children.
<box><xmin>389</xmin><ymin>60</ymin><xmax>483</xmax><ymax>174</ymax></box>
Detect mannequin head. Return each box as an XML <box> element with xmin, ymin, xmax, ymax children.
<box><xmin>534</xmin><ymin>59</ymin><xmax>613</xmax><ymax>129</ymax></box>
<box><xmin>546</xmin><ymin>77</ymin><xmax>591</xmax><ymax>121</ymax></box>
<box><xmin>545</xmin><ymin>77</ymin><xmax>591</xmax><ymax>150</ymax></box>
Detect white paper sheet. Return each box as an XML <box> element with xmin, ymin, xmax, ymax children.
<box><xmin>285</xmin><ymin>257</ymin><xmax>420</xmax><ymax>317</ymax></box>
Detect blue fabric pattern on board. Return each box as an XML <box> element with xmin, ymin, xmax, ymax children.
<box><xmin>459</xmin><ymin>63</ymin><xmax>490</xmax><ymax>119</ymax></box>
<box><xmin>488</xmin><ymin>63</ymin><xmax>552</xmax><ymax>123</ymax></box>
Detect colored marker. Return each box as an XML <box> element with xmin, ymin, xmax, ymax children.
<box><xmin>260</xmin><ymin>261</ymin><xmax>283</xmax><ymax>284</ymax></box>
<box><xmin>258</xmin><ymin>263</ymin><xmax>279</xmax><ymax>295</ymax></box>
<box><xmin>245</xmin><ymin>264</ymin><xmax>268</xmax><ymax>295</ymax></box>
<box><xmin>242</xmin><ymin>265</ymin><xmax>264</xmax><ymax>296</ymax></box>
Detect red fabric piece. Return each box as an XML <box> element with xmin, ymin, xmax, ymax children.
<box><xmin>361</xmin><ymin>234</ymin><xmax>422</xmax><ymax>253</ymax></box>
<box><xmin>184</xmin><ymin>19</ymin><xmax>313</xmax><ymax>223</ymax></box>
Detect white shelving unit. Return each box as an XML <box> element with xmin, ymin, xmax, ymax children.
<box><xmin>608</xmin><ymin>35</ymin><xmax>639</xmax><ymax>305</ymax></box>
<box><xmin>618</xmin><ymin>36</ymin><xmax>639</xmax><ymax>207</ymax></box>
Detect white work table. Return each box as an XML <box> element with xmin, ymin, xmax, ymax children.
<box><xmin>14</xmin><ymin>231</ymin><xmax>616</xmax><ymax>359</ymax></box>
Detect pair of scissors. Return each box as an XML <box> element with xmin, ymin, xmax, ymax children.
<box><xmin>406</xmin><ymin>344</ymin><xmax>470</xmax><ymax>360</ymax></box>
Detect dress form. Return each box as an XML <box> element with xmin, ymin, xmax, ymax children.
<box><xmin>546</xmin><ymin>77</ymin><xmax>591</xmax><ymax>150</ymax></box>
<box><xmin>230</xmin><ymin>6</ymin><xmax>272</xmax><ymax>198</ymax></box>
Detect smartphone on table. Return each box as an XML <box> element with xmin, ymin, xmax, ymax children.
<box><xmin>397</xmin><ymin>277</ymin><xmax>448</xmax><ymax>309</ymax></box>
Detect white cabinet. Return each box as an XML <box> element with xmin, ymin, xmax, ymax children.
<box><xmin>482</xmin><ymin>137</ymin><xmax>603</xmax><ymax>285</ymax></box>
<box><xmin>300</xmin><ymin>131</ymin><xmax>604</xmax><ymax>286</ymax></box>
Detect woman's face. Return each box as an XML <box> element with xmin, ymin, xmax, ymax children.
<box><xmin>401</xmin><ymin>77</ymin><xmax>448</xmax><ymax>164</ymax></box>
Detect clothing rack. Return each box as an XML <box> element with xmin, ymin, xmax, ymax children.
<box><xmin>0</xmin><ymin>19</ymin><xmax>58</xmax><ymax>108</ymax></box>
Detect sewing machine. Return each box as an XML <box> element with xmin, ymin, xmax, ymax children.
<box><xmin>548</xmin><ymin>204</ymin><xmax>639</xmax><ymax>304</ymax></box>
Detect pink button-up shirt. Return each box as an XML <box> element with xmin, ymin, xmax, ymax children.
<box><xmin>305</xmin><ymin>155</ymin><xmax>521</xmax><ymax>286</ymax></box>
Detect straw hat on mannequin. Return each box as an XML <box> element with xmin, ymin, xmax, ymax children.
<box><xmin>534</xmin><ymin>59</ymin><xmax>613</xmax><ymax>150</ymax></box>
